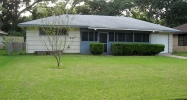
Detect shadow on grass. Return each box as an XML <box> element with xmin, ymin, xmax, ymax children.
<box><xmin>47</xmin><ymin>67</ymin><xmax>66</xmax><ymax>71</ymax></box>
<box><xmin>47</xmin><ymin>66</ymin><xmax>67</xmax><ymax>70</ymax></box>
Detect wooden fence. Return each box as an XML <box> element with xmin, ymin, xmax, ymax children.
<box><xmin>5</xmin><ymin>42</ymin><xmax>26</xmax><ymax>55</ymax></box>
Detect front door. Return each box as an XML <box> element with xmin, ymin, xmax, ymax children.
<box><xmin>99</xmin><ymin>33</ymin><xmax>108</xmax><ymax>53</ymax></box>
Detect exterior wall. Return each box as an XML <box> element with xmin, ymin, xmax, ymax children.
<box><xmin>0</xmin><ymin>36</ymin><xmax>4</xmax><ymax>49</ymax></box>
<box><xmin>173</xmin><ymin>34</ymin><xmax>187</xmax><ymax>51</ymax></box>
<box><xmin>80</xmin><ymin>41</ymin><xmax>92</xmax><ymax>54</ymax></box>
<box><xmin>169</xmin><ymin>34</ymin><xmax>173</xmax><ymax>53</ymax></box>
<box><xmin>0</xmin><ymin>36</ymin><xmax>3</xmax><ymax>44</ymax></box>
<box><xmin>150</xmin><ymin>33</ymin><xmax>173</xmax><ymax>53</ymax></box>
<box><xmin>26</xmin><ymin>28</ymin><xmax>80</xmax><ymax>53</ymax></box>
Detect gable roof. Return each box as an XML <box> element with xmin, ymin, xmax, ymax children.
<box><xmin>0</xmin><ymin>30</ymin><xmax>8</xmax><ymax>35</ymax></box>
<box><xmin>174</xmin><ymin>23</ymin><xmax>187</xmax><ymax>34</ymax></box>
<box><xmin>18</xmin><ymin>15</ymin><xmax>179</xmax><ymax>32</ymax></box>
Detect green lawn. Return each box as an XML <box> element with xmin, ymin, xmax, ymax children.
<box><xmin>173</xmin><ymin>51</ymin><xmax>187</xmax><ymax>57</ymax></box>
<box><xmin>0</xmin><ymin>50</ymin><xmax>187</xmax><ymax>100</ymax></box>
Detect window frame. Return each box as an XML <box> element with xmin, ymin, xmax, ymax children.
<box><xmin>81</xmin><ymin>29</ymin><xmax>95</xmax><ymax>41</ymax></box>
<box><xmin>134</xmin><ymin>32</ymin><xmax>149</xmax><ymax>43</ymax></box>
<box><xmin>178</xmin><ymin>34</ymin><xmax>184</xmax><ymax>46</ymax></box>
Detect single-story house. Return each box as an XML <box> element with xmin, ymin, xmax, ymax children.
<box><xmin>173</xmin><ymin>23</ymin><xmax>187</xmax><ymax>52</ymax></box>
<box><xmin>18</xmin><ymin>15</ymin><xmax>179</xmax><ymax>54</ymax></box>
<box><xmin>0</xmin><ymin>30</ymin><xmax>8</xmax><ymax>49</ymax></box>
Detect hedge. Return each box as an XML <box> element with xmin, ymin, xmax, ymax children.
<box><xmin>90</xmin><ymin>42</ymin><xmax>104</xmax><ymax>55</ymax></box>
<box><xmin>111</xmin><ymin>43</ymin><xmax>165</xmax><ymax>56</ymax></box>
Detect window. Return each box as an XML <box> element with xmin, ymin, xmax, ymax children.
<box><xmin>89</xmin><ymin>32</ymin><xmax>94</xmax><ymax>41</ymax></box>
<box><xmin>126</xmin><ymin>33</ymin><xmax>133</xmax><ymax>42</ymax></box>
<box><xmin>134</xmin><ymin>33</ymin><xmax>142</xmax><ymax>42</ymax></box>
<box><xmin>82</xmin><ymin>32</ymin><xmax>88</xmax><ymax>41</ymax></box>
<box><xmin>95</xmin><ymin>32</ymin><xmax>98</xmax><ymax>41</ymax></box>
<box><xmin>114</xmin><ymin>32</ymin><xmax>148</xmax><ymax>42</ymax></box>
<box><xmin>81</xmin><ymin>31</ymin><xmax>95</xmax><ymax>41</ymax></box>
<box><xmin>142</xmin><ymin>34</ymin><xmax>149</xmax><ymax>42</ymax></box>
<box><xmin>134</xmin><ymin>33</ymin><xmax>149</xmax><ymax>42</ymax></box>
<box><xmin>178</xmin><ymin>34</ymin><xmax>187</xmax><ymax>46</ymax></box>
<box><xmin>39</xmin><ymin>27</ymin><xmax>68</xmax><ymax>35</ymax></box>
<box><xmin>109</xmin><ymin>32</ymin><xmax>114</xmax><ymax>42</ymax></box>
<box><xmin>118</xmin><ymin>33</ymin><xmax>126</xmax><ymax>42</ymax></box>
<box><xmin>115</xmin><ymin>33</ymin><xmax>118</xmax><ymax>41</ymax></box>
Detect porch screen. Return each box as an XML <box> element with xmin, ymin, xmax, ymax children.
<box><xmin>134</xmin><ymin>33</ymin><xmax>149</xmax><ymax>42</ymax></box>
<box><xmin>81</xmin><ymin>31</ymin><xmax>96</xmax><ymax>41</ymax></box>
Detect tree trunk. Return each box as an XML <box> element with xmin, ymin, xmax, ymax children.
<box><xmin>13</xmin><ymin>0</ymin><xmax>19</xmax><ymax>30</ymax></box>
<box><xmin>57</xmin><ymin>61</ymin><xmax>60</xmax><ymax>67</ymax></box>
<box><xmin>13</xmin><ymin>17</ymin><xmax>18</xmax><ymax>30</ymax></box>
<box><xmin>57</xmin><ymin>58</ymin><xmax>60</xmax><ymax>68</ymax></box>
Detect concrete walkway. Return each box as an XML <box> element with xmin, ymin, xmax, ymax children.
<box><xmin>159</xmin><ymin>53</ymin><xmax>187</xmax><ymax>59</ymax></box>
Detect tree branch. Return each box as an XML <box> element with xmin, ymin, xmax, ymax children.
<box><xmin>17</xmin><ymin>0</ymin><xmax>42</xmax><ymax>17</ymax></box>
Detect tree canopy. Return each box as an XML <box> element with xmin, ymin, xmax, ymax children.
<box><xmin>1</xmin><ymin>0</ymin><xmax>187</xmax><ymax>33</ymax></box>
<box><xmin>133</xmin><ymin>0</ymin><xmax>187</xmax><ymax>27</ymax></box>
<box><xmin>0</xmin><ymin>0</ymin><xmax>54</xmax><ymax>32</ymax></box>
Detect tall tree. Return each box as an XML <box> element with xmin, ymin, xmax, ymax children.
<box><xmin>31</xmin><ymin>2</ymin><xmax>66</xmax><ymax>20</ymax></box>
<box><xmin>74</xmin><ymin>0</ymin><xmax>133</xmax><ymax>16</ymax></box>
<box><xmin>129</xmin><ymin>8</ymin><xmax>153</xmax><ymax>23</ymax></box>
<box><xmin>133</xmin><ymin>0</ymin><xmax>187</xmax><ymax>26</ymax></box>
<box><xmin>0</xmin><ymin>0</ymin><xmax>55</xmax><ymax>32</ymax></box>
<box><xmin>165</xmin><ymin>0</ymin><xmax>187</xmax><ymax>27</ymax></box>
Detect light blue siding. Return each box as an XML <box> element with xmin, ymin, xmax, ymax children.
<box><xmin>80</xmin><ymin>41</ymin><xmax>92</xmax><ymax>54</ymax></box>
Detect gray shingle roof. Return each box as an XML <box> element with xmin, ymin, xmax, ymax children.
<box><xmin>174</xmin><ymin>23</ymin><xmax>187</xmax><ymax>34</ymax></box>
<box><xmin>18</xmin><ymin>14</ymin><xmax>179</xmax><ymax>32</ymax></box>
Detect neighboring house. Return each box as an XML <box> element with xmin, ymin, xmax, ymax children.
<box><xmin>173</xmin><ymin>23</ymin><xmax>187</xmax><ymax>52</ymax></box>
<box><xmin>0</xmin><ymin>30</ymin><xmax>8</xmax><ymax>49</ymax></box>
<box><xmin>18</xmin><ymin>15</ymin><xmax>179</xmax><ymax>54</ymax></box>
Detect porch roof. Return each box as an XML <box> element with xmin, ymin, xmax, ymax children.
<box><xmin>18</xmin><ymin>15</ymin><xmax>179</xmax><ymax>33</ymax></box>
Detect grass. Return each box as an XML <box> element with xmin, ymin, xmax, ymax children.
<box><xmin>173</xmin><ymin>51</ymin><xmax>187</xmax><ymax>57</ymax></box>
<box><xmin>0</xmin><ymin>50</ymin><xmax>187</xmax><ymax>99</ymax></box>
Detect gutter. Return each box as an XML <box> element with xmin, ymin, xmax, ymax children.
<box><xmin>88</xmin><ymin>27</ymin><xmax>180</xmax><ymax>33</ymax></box>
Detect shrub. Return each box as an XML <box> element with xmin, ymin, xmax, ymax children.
<box><xmin>90</xmin><ymin>42</ymin><xmax>104</xmax><ymax>55</ymax></box>
<box><xmin>111</xmin><ymin>43</ymin><xmax>165</xmax><ymax>56</ymax></box>
<box><xmin>149</xmin><ymin>44</ymin><xmax>165</xmax><ymax>55</ymax></box>
<box><xmin>111</xmin><ymin>43</ymin><xmax>123</xmax><ymax>55</ymax></box>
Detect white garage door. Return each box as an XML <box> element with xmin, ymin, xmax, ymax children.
<box><xmin>150</xmin><ymin>34</ymin><xmax>168</xmax><ymax>53</ymax></box>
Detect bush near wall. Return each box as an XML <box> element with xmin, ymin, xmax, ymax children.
<box><xmin>111</xmin><ymin>43</ymin><xmax>165</xmax><ymax>56</ymax></box>
<box><xmin>90</xmin><ymin>42</ymin><xmax>104</xmax><ymax>55</ymax></box>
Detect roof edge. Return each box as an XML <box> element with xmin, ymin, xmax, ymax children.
<box><xmin>88</xmin><ymin>27</ymin><xmax>180</xmax><ymax>33</ymax></box>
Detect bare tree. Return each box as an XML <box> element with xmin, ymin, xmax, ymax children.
<box><xmin>37</xmin><ymin>14</ymin><xmax>75</xmax><ymax>68</ymax></box>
